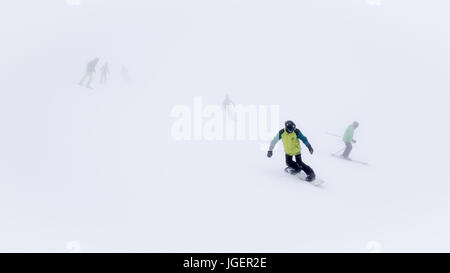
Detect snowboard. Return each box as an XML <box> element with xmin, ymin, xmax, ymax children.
<box><xmin>331</xmin><ymin>154</ymin><xmax>369</xmax><ymax>166</ymax></box>
<box><xmin>284</xmin><ymin>167</ymin><xmax>325</xmax><ymax>187</ymax></box>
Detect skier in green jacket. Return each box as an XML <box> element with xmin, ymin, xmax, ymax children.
<box><xmin>342</xmin><ymin>121</ymin><xmax>359</xmax><ymax>159</ymax></box>
<box><xmin>267</xmin><ymin>120</ymin><xmax>316</xmax><ymax>182</ymax></box>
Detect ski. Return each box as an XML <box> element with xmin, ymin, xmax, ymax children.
<box><xmin>77</xmin><ymin>83</ymin><xmax>93</xmax><ymax>89</ymax></box>
<box><xmin>331</xmin><ymin>154</ymin><xmax>369</xmax><ymax>166</ymax></box>
<box><xmin>284</xmin><ymin>167</ymin><xmax>325</xmax><ymax>187</ymax></box>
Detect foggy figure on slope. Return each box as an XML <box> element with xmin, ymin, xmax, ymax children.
<box><xmin>342</xmin><ymin>121</ymin><xmax>359</xmax><ymax>159</ymax></box>
<box><xmin>120</xmin><ymin>65</ymin><xmax>131</xmax><ymax>83</ymax></box>
<box><xmin>99</xmin><ymin>63</ymin><xmax>110</xmax><ymax>84</ymax></box>
<box><xmin>78</xmin><ymin>57</ymin><xmax>100</xmax><ymax>89</ymax></box>
<box><xmin>267</xmin><ymin>120</ymin><xmax>316</xmax><ymax>182</ymax></box>
<box><xmin>222</xmin><ymin>94</ymin><xmax>236</xmax><ymax>121</ymax></box>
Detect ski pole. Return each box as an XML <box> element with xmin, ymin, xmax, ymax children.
<box><xmin>325</xmin><ymin>132</ymin><xmax>343</xmax><ymax>138</ymax></box>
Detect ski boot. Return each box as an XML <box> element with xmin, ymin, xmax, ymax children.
<box><xmin>285</xmin><ymin>167</ymin><xmax>300</xmax><ymax>175</ymax></box>
<box><xmin>305</xmin><ymin>173</ymin><xmax>316</xmax><ymax>182</ymax></box>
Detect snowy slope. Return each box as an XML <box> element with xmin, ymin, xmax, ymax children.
<box><xmin>0</xmin><ymin>0</ymin><xmax>449</xmax><ymax>252</ymax></box>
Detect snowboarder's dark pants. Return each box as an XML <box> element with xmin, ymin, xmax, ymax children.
<box><xmin>285</xmin><ymin>154</ymin><xmax>314</xmax><ymax>176</ymax></box>
<box><xmin>342</xmin><ymin>142</ymin><xmax>352</xmax><ymax>158</ymax></box>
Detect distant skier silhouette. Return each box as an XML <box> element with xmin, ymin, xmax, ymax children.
<box><xmin>99</xmin><ymin>62</ymin><xmax>110</xmax><ymax>84</ymax></box>
<box><xmin>342</xmin><ymin>121</ymin><xmax>359</xmax><ymax>159</ymax></box>
<box><xmin>78</xmin><ymin>57</ymin><xmax>99</xmax><ymax>89</ymax></box>
<box><xmin>222</xmin><ymin>94</ymin><xmax>236</xmax><ymax>121</ymax></box>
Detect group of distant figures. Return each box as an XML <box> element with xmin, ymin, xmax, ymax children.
<box><xmin>78</xmin><ymin>57</ymin><xmax>131</xmax><ymax>89</ymax></box>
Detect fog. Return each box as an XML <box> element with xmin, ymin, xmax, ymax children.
<box><xmin>1</xmin><ymin>0</ymin><xmax>449</xmax><ymax>252</ymax></box>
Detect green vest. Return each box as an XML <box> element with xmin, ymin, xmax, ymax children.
<box><xmin>281</xmin><ymin>129</ymin><xmax>301</xmax><ymax>156</ymax></box>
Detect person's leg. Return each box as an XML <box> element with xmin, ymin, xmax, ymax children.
<box><xmin>79</xmin><ymin>73</ymin><xmax>88</xmax><ymax>85</ymax></box>
<box><xmin>285</xmin><ymin>154</ymin><xmax>301</xmax><ymax>173</ymax></box>
<box><xmin>342</xmin><ymin>142</ymin><xmax>352</xmax><ymax>158</ymax></box>
<box><xmin>295</xmin><ymin>154</ymin><xmax>315</xmax><ymax>177</ymax></box>
<box><xmin>86</xmin><ymin>73</ymin><xmax>93</xmax><ymax>88</ymax></box>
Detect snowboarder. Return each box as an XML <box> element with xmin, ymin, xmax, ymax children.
<box><xmin>267</xmin><ymin>120</ymin><xmax>316</xmax><ymax>182</ymax></box>
<box><xmin>342</xmin><ymin>121</ymin><xmax>359</xmax><ymax>159</ymax></box>
<box><xmin>99</xmin><ymin>62</ymin><xmax>110</xmax><ymax>84</ymax></box>
<box><xmin>78</xmin><ymin>57</ymin><xmax>99</xmax><ymax>89</ymax></box>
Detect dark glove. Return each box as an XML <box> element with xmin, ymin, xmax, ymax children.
<box><xmin>352</xmin><ymin>140</ymin><xmax>357</xmax><ymax>143</ymax></box>
<box><xmin>267</xmin><ymin>150</ymin><xmax>273</xmax><ymax>158</ymax></box>
<box><xmin>307</xmin><ymin>144</ymin><xmax>314</xmax><ymax>154</ymax></box>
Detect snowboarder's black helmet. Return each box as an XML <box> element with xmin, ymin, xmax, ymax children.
<box><xmin>285</xmin><ymin>120</ymin><xmax>296</xmax><ymax>133</ymax></box>
<box><xmin>353</xmin><ymin>121</ymin><xmax>359</xmax><ymax>128</ymax></box>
